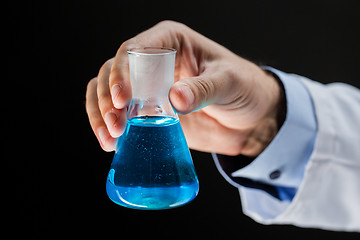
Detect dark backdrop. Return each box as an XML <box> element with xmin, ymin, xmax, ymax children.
<box><xmin>7</xmin><ymin>0</ymin><xmax>359</xmax><ymax>238</ymax></box>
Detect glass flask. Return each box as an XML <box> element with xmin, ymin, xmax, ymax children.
<box><xmin>106</xmin><ymin>47</ymin><xmax>199</xmax><ymax>210</ymax></box>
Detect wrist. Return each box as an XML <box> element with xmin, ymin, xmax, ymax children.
<box><xmin>241</xmin><ymin>71</ymin><xmax>286</xmax><ymax>157</ymax></box>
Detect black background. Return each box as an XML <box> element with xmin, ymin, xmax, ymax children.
<box><xmin>6</xmin><ymin>0</ymin><xmax>360</xmax><ymax>238</ymax></box>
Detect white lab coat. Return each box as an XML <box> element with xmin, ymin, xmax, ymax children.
<box><xmin>239</xmin><ymin>78</ymin><xmax>360</xmax><ymax>231</ymax></box>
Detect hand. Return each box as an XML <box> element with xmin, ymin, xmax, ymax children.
<box><xmin>85</xmin><ymin>20</ymin><xmax>283</xmax><ymax>156</ymax></box>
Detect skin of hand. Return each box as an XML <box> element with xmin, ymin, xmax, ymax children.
<box><xmin>85</xmin><ymin>20</ymin><xmax>283</xmax><ymax>157</ymax></box>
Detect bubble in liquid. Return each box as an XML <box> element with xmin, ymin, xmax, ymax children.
<box><xmin>155</xmin><ymin>106</ymin><xmax>163</xmax><ymax>113</ymax></box>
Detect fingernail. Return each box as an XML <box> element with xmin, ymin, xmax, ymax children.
<box><xmin>111</xmin><ymin>84</ymin><xmax>122</xmax><ymax>108</ymax></box>
<box><xmin>174</xmin><ymin>83</ymin><xmax>195</xmax><ymax>108</ymax></box>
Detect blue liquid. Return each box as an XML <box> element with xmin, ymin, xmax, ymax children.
<box><xmin>106</xmin><ymin>116</ymin><xmax>199</xmax><ymax>210</ymax></box>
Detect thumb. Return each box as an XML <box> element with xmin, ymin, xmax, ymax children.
<box><xmin>169</xmin><ymin>72</ymin><xmax>229</xmax><ymax>114</ymax></box>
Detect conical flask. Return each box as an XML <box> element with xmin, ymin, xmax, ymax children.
<box><xmin>106</xmin><ymin>47</ymin><xmax>199</xmax><ymax>210</ymax></box>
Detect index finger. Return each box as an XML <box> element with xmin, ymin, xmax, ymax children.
<box><xmin>109</xmin><ymin>41</ymin><xmax>133</xmax><ymax>110</ymax></box>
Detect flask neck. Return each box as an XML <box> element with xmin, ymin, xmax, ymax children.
<box><xmin>127</xmin><ymin>97</ymin><xmax>177</xmax><ymax>120</ymax></box>
<box><xmin>127</xmin><ymin>47</ymin><xmax>177</xmax><ymax>120</ymax></box>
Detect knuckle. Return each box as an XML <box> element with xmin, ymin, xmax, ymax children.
<box><xmin>98</xmin><ymin>58</ymin><xmax>113</xmax><ymax>77</ymax></box>
<box><xmin>103</xmin><ymin>58</ymin><xmax>114</xmax><ymax>68</ymax></box>
<box><xmin>156</xmin><ymin>20</ymin><xmax>187</xmax><ymax>32</ymax></box>
<box><xmin>193</xmin><ymin>77</ymin><xmax>215</xmax><ymax>102</ymax></box>
<box><xmin>97</xmin><ymin>93</ymin><xmax>111</xmax><ymax>110</ymax></box>
<box><xmin>157</xmin><ymin>20</ymin><xmax>177</xmax><ymax>27</ymax></box>
<box><xmin>90</xmin><ymin>111</ymin><xmax>104</xmax><ymax>127</ymax></box>
<box><xmin>109</xmin><ymin>64</ymin><xmax>125</xmax><ymax>86</ymax></box>
<box><xmin>118</xmin><ymin>39</ymin><xmax>132</xmax><ymax>52</ymax></box>
<box><xmin>86</xmin><ymin>77</ymin><xmax>97</xmax><ymax>93</ymax></box>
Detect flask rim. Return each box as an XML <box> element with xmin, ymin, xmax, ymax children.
<box><xmin>127</xmin><ymin>47</ymin><xmax>176</xmax><ymax>56</ymax></box>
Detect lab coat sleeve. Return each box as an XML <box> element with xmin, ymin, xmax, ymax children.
<box><xmin>214</xmin><ymin>68</ymin><xmax>360</xmax><ymax>232</ymax></box>
<box><xmin>274</xmin><ymin>77</ymin><xmax>360</xmax><ymax>232</ymax></box>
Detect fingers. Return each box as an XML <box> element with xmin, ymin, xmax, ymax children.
<box><xmin>109</xmin><ymin>44</ymin><xmax>132</xmax><ymax>110</ymax></box>
<box><xmin>86</xmin><ymin>57</ymin><xmax>128</xmax><ymax>152</ymax></box>
<box><xmin>86</xmin><ymin>77</ymin><xmax>117</xmax><ymax>152</ymax></box>
<box><xmin>86</xmin><ymin>21</ymin><xmax>187</xmax><ymax>152</ymax></box>
<box><xmin>97</xmin><ymin>59</ymin><xmax>127</xmax><ymax>138</ymax></box>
